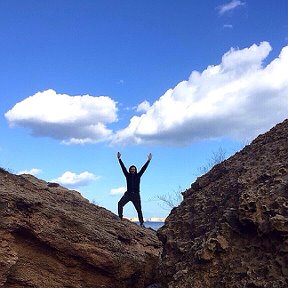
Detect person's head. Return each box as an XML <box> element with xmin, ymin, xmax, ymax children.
<box><xmin>129</xmin><ymin>165</ymin><xmax>137</xmax><ymax>174</ymax></box>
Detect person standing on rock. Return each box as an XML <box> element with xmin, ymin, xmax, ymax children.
<box><xmin>117</xmin><ymin>152</ymin><xmax>152</xmax><ymax>227</ymax></box>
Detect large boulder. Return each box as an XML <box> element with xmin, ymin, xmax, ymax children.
<box><xmin>158</xmin><ymin>119</ymin><xmax>288</xmax><ymax>288</ymax></box>
<box><xmin>0</xmin><ymin>171</ymin><xmax>161</xmax><ymax>288</ymax></box>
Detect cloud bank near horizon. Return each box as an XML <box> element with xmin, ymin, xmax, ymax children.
<box><xmin>17</xmin><ymin>168</ymin><xmax>42</xmax><ymax>176</ymax></box>
<box><xmin>5</xmin><ymin>42</ymin><xmax>288</xmax><ymax>146</ymax></box>
<box><xmin>51</xmin><ymin>171</ymin><xmax>99</xmax><ymax>188</ymax></box>
<box><xmin>110</xmin><ymin>186</ymin><xmax>126</xmax><ymax>196</ymax></box>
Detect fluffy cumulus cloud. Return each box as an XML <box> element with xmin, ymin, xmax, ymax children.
<box><xmin>5</xmin><ymin>89</ymin><xmax>118</xmax><ymax>144</ymax></box>
<box><xmin>4</xmin><ymin>42</ymin><xmax>288</xmax><ymax>147</ymax></box>
<box><xmin>136</xmin><ymin>100</ymin><xmax>151</xmax><ymax>113</ymax></box>
<box><xmin>112</xmin><ymin>42</ymin><xmax>288</xmax><ymax>146</ymax></box>
<box><xmin>52</xmin><ymin>171</ymin><xmax>99</xmax><ymax>188</ymax></box>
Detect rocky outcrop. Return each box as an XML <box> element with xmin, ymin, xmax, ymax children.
<box><xmin>158</xmin><ymin>119</ymin><xmax>288</xmax><ymax>288</ymax></box>
<box><xmin>0</xmin><ymin>171</ymin><xmax>161</xmax><ymax>288</ymax></box>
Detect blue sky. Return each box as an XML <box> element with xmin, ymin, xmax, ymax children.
<box><xmin>1</xmin><ymin>0</ymin><xmax>288</xmax><ymax>219</ymax></box>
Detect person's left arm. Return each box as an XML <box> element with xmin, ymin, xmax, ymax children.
<box><xmin>138</xmin><ymin>153</ymin><xmax>152</xmax><ymax>177</ymax></box>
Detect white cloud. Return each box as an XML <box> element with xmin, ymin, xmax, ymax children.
<box><xmin>17</xmin><ymin>168</ymin><xmax>42</xmax><ymax>176</ymax></box>
<box><xmin>52</xmin><ymin>171</ymin><xmax>99</xmax><ymax>188</ymax></box>
<box><xmin>4</xmin><ymin>43</ymin><xmax>288</xmax><ymax>148</ymax></box>
<box><xmin>136</xmin><ymin>100</ymin><xmax>151</xmax><ymax>113</ymax></box>
<box><xmin>223</xmin><ymin>24</ymin><xmax>233</xmax><ymax>29</ymax></box>
<box><xmin>117</xmin><ymin>79</ymin><xmax>125</xmax><ymax>85</ymax></box>
<box><xmin>217</xmin><ymin>0</ymin><xmax>245</xmax><ymax>15</ymax></box>
<box><xmin>110</xmin><ymin>186</ymin><xmax>126</xmax><ymax>196</ymax></box>
<box><xmin>5</xmin><ymin>89</ymin><xmax>118</xmax><ymax>144</ymax></box>
<box><xmin>112</xmin><ymin>42</ymin><xmax>288</xmax><ymax>146</ymax></box>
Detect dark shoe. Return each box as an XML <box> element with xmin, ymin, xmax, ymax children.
<box><xmin>140</xmin><ymin>223</ymin><xmax>145</xmax><ymax>228</ymax></box>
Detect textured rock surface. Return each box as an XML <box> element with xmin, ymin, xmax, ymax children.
<box><xmin>0</xmin><ymin>172</ymin><xmax>161</xmax><ymax>288</ymax></box>
<box><xmin>158</xmin><ymin>119</ymin><xmax>288</xmax><ymax>288</ymax></box>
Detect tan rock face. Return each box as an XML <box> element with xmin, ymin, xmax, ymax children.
<box><xmin>158</xmin><ymin>119</ymin><xmax>288</xmax><ymax>288</ymax></box>
<box><xmin>0</xmin><ymin>171</ymin><xmax>161</xmax><ymax>288</ymax></box>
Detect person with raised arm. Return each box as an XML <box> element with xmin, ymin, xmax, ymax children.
<box><xmin>117</xmin><ymin>152</ymin><xmax>152</xmax><ymax>227</ymax></box>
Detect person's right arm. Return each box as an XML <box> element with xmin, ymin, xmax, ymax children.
<box><xmin>117</xmin><ymin>152</ymin><xmax>128</xmax><ymax>176</ymax></box>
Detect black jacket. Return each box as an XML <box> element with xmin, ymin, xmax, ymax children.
<box><xmin>118</xmin><ymin>158</ymin><xmax>150</xmax><ymax>194</ymax></box>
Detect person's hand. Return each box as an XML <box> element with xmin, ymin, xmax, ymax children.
<box><xmin>148</xmin><ymin>153</ymin><xmax>152</xmax><ymax>160</ymax></box>
<box><xmin>117</xmin><ymin>152</ymin><xmax>121</xmax><ymax>159</ymax></box>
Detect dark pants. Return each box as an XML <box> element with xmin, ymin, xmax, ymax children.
<box><xmin>118</xmin><ymin>192</ymin><xmax>144</xmax><ymax>224</ymax></box>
